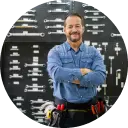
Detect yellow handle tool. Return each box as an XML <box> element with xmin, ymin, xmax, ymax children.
<box><xmin>46</xmin><ymin>110</ymin><xmax>52</xmax><ymax>119</ymax></box>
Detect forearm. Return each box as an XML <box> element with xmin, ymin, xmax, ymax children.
<box><xmin>79</xmin><ymin>71</ymin><xmax>106</xmax><ymax>87</ymax></box>
<box><xmin>48</xmin><ymin>65</ymin><xmax>82</xmax><ymax>83</ymax></box>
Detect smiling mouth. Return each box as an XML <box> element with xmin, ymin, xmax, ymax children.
<box><xmin>71</xmin><ymin>34</ymin><xmax>79</xmax><ymax>36</ymax></box>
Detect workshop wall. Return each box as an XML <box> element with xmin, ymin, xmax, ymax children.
<box><xmin>1</xmin><ymin>0</ymin><xmax>128</xmax><ymax>125</ymax></box>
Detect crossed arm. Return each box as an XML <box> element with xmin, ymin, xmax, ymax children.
<box><xmin>47</xmin><ymin>47</ymin><xmax>106</xmax><ymax>87</ymax></box>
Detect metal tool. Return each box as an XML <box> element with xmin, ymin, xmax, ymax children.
<box><xmin>32</xmin><ymin>45</ymin><xmax>39</xmax><ymax>48</ymax></box>
<box><xmin>33</xmin><ymin>50</ymin><xmax>39</xmax><ymax>54</ymax></box>
<box><xmin>7</xmin><ymin>31</ymin><xmax>45</xmax><ymax>37</ymax></box>
<box><xmin>45</xmin><ymin>24</ymin><xmax>63</xmax><ymax>29</ymax></box>
<box><xmin>28</xmin><ymin>69</ymin><xmax>42</xmax><ymax>73</ymax></box>
<box><xmin>82</xmin><ymin>3</ymin><xmax>89</xmax><ymax>7</ymax></box>
<box><xmin>111</xmin><ymin>33</ymin><xmax>121</xmax><ymax>37</ymax></box>
<box><xmin>24</xmin><ymin>88</ymin><xmax>46</xmax><ymax>92</ymax></box>
<box><xmin>9</xmin><ymin>66</ymin><xmax>21</xmax><ymax>70</ymax></box>
<box><xmin>33</xmin><ymin>57</ymin><xmax>39</xmax><ymax>62</ymax></box>
<box><xmin>48</xmin><ymin>9</ymin><xmax>69</xmax><ymax>13</ymax></box>
<box><xmin>12</xmin><ymin>24</ymin><xmax>38</xmax><ymax>29</ymax></box>
<box><xmin>32</xmin><ymin>78</ymin><xmax>38</xmax><ymax>81</ymax></box>
<box><xmin>85</xmin><ymin>24</ymin><xmax>105</xmax><ymax>29</ymax></box>
<box><xmin>31</xmin><ymin>106</ymin><xmax>41</xmax><ymax>110</ymax></box>
<box><xmin>109</xmin><ymin>56</ymin><xmax>114</xmax><ymax>74</ymax></box>
<box><xmin>84</xmin><ymin>40</ymin><xmax>90</xmax><ymax>46</ymax></box>
<box><xmin>91</xmin><ymin>42</ymin><xmax>98</xmax><ymax>47</ymax></box>
<box><xmin>93</xmin><ymin>12</ymin><xmax>100</xmax><ymax>16</ymax></box>
<box><xmin>91</xmin><ymin>105</ymin><xmax>98</xmax><ymax>118</ymax></box>
<box><xmin>32</xmin><ymin>67</ymin><xmax>39</xmax><ymax>71</ymax></box>
<box><xmin>36</xmin><ymin>119</ymin><xmax>44</xmax><ymax>123</ymax></box>
<box><xmin>84</xmin><ymin>16</ymin><xmax>105</xmax><ymax>21</ymax></box>
<box><xmin>13</xmin><ymin>81</ymin><xmax>20</xmax><ymax>85</ymax></box>
<box><xmin>97</xmin><ymin>44</ymin><xmax>102</xmax><ymax>52</ymax></box>
<box><xmin>121</xmin><ymin>82</ymin><xmax>124</xmax><ymax>88</ymax></box>
<box><xmin>84</xmin><ymin>16</ymin><xmax>106</xmax><ymax>19</ymax></box>
<box><xmin>48</xmin><ymin>30</ymin><xmax>64</xmax><ymax>34</ymax></box>
<box><xmin>32</xmin><ymin>111</ymin><xmax>45</xmax><ymax>116</ymax></box>
<box><xmin>44</xmin><ymin>18</ymin><xmax>64</xmax><ymax>23</ymax></box>
<box><xmin>26</xmin><ymin>84</ymin><xmax>45</xmax><ymax>88</ymax></box>
<box><xmin>102</xmin><ymin>42</ymin><xmax>108</xmax><ymax>51</ymax></box>
<box><xmin>87</xmin><ymin>30</ymin><xmax>104</xmax><ymax>34</ymax></box>
<box><xmin>33</xmin><ymin>59</ymin><xmax>38</xmax><ymax>63</ymax></box>
<box><xmin>50</xmin><ymin>85</ymin><xmax>54</xmax><ymax>89</ymax></box>
<box><xmin>13</xmin><ymin>97</ymin><xmax>24</xmax><ymax>101</ymax></box>
<box><xmin>27</xmin><ymin>10</ymin><xmax>36</xmax><ymax>13</ymax></box>
<box><xmin>97</xmin><ymin>86</ymin><xmax>102</xmax><ymax>92</ymax></box>
<box><xmin>17</xmin><ymin>18</ymin><xmax>37</xmax><ymax>23</ymax></box>
<box><xmin>34</xmin><ymin>116</ymin><xmax>45</xmax><ymax>119</ymax></box>
<box><xmin>10</xmin><ymin>60</ymin><xmax>20</xmax><ymax>64</ymax></box>
<box><xmin>27</xmin><ymin>73</ymin><xmax>43</xmax><ymax>77</ymax></box>
<box><xmin>16</xmin><ymin>103</ymin><xmax>22</xmax><ymax>106</ymax></box>
<box><xmin>24</xmin><ymin>63</ymin><xmax>45</xmax><ymax>67</ymax></box>
<box><xmin>47</xmin><ymin>1</ymin><xmax>70</xmax><ymax>5</ymax></box>
<box><xmin>9</xmin><ymin>74</ymin><xmax>23</xmax><ymax>79</ymax></box>
<box><xmin>33</xmin><ymin>56</ymin><xmax>39</xmax><ymax>59</ymax></box>
<box><xmin>26</xmin><ymin>85</ymin><xmax>45</xmax><ymax>89</ymax></box>
<box><xmin>104</xmin><ymin>96</ymin><xmax>112</xmax><ymax>108</ymax></box>
<box><xmin>30</xmin><ymin>99</ymin><xmax>48</xmax><ymax>104</ymax></box>
<box><xmin>22</xmin><ymin>13</ymin><xmax>35</xmax><ymax>17</ymax></box>
<box><xmin>102</xmin><ymin>83</ymin><xmax>107</xmax><ymax>95</ymax></box>
<box><xmin>116</xmin><ymin>69</ymin><xmax>121</xmax><ymax>86</ymax></box>
<box><xmin>10</xmin><ymin>46</ymin><xmax>19</xmax><ymax>51</ymax></box>
<box><xmin>84</xmin><ymin>10</ymin><xmax>100</xmax><ymax>13</ymax></box>
<box><xmin>10</xmin><ymin>52</ymin><xmax>20</xmax><ymax>56</ymax></box>
<box><xmin>48</xmin><ymin>79</ymin><xmax>53</xmax><ymax>84</ymax></box>
<box><xmin>114</xmin><ymin>43</ymin><xmax>121</xmax><ymax>56</ymax></box>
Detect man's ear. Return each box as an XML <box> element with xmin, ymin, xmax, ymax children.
<box><xmin>63</xmin><ymin>27</ymin><xmax>66</xmax><ymax>34</ymax></box>
<box><xmin>82</xmin><ymin>27</ymin><xmax>85</xmax><ymax>32</ymax></box>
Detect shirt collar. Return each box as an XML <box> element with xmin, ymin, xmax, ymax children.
<box><xmin>65</xmin><ymin>41</ymin><xmax>85</xmax><ymax>52</ymax></box>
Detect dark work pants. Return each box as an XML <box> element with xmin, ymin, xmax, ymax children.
<box><xmin>59</xmin><ymin>109</ymin><xmax>97</xmax><ymax>128</ymax></box>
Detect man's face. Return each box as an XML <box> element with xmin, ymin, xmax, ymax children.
<box><xmin>64</xmin><ymin>16</ymin><xmax>84</xmax><ymax>43</ymax></box>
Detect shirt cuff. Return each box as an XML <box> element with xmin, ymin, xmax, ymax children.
<box><xmin>72</xmin><ymin>69</ymin><xmax>83</xmax><ymax>80</ymax></box>
<box><xmin>79</xmin><ymin>74</ymin><xmax>93</xmax><ymax>87</ymax></box>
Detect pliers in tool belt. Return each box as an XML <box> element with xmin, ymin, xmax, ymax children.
<box><xmin>91</xmin><ymin>105</ymin><xmax>99</xmax><ymax>118</ymax></box>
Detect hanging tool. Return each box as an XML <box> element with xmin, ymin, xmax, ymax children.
<box><xmin>91</xmin><ymin>105</ymin><xmax>98</xmax><ymax>118</ymax></box>
<box><xmin>102</xmin><ymin>42</ymin><xmax>108</xmax><ymax>51</ymax></box>
<box><xmin>108</xmin><ymin>56</ymin><xmax>114</xmax><ymax>74</ymax></box>
<box><xmin>116</xmin><ymin>69</ymin><xmax>121</xmax><ymax>86</ymax></box>
<box><xmin>114</xmin><ymin>43</ymin><xmax>121</xmax><ymax>56</ymax></box>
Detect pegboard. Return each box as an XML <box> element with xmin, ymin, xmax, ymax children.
<box><xmin>1</xmin><ymin>0</ymin><xmax>128</xmax><ymax>125</ymax></box>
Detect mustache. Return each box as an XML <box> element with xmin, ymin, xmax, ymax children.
<box><xmin>70</xmin><ymin>32</ymin><xmax>79</xmax><ymax>35</ymax></box>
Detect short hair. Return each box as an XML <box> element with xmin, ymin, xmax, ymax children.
<box><xmin>64</xmin><ymin>12</ymin><xmax>84</xmax><ymax>27</ymax></box>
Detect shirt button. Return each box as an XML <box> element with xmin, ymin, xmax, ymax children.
<box><xmin>81</xmin><ymin>96</ymin><xmax>83</xmax><ymax>98</ymax></box>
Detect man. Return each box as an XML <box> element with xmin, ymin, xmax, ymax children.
<box><xmin>47</xmin><ymin>13</ymin><xmax>106</xmax><ymax>127</ymax></box>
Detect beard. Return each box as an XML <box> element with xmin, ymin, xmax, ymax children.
<box><xmin>69</xmin><ymin>32</ymin><xmax>81</xmax><ymax>42</ymax></box>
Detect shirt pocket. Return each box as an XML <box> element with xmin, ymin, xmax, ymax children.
<box><xmin>61</xmin><ymin>58</ymin><xmax>74</xmax><ymax>68</ymax></box>
<box><xmin>80</xmin><ymin>56</ymin><xmax>93</xmax><ymax>68</ymax></box>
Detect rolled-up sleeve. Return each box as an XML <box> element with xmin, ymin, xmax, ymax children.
<box><xmin>47</xmin><ymin>47</ymin><xmax>82</xmax><ymax>83</ymax></box>
<box><xmin>80</xmin><ymin>47</ymin><xmax>106</xmax><ymax>87</ymax></box>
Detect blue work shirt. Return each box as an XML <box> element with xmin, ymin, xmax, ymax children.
<box><xmin>47</xmin><ymin>41</ymin><xmax>106</xmax><ymax>103</ymax></box>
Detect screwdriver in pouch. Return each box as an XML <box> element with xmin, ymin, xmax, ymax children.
<box><xmin>91</xmin><ymin>105</ymin><xmax>99</xmax><ymax>119</ymax></box>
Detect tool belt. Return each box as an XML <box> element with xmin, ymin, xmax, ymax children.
<box><xmin>48</xmin><ymin>97</ymin><xmax>107</xmax><ymax>127</ymax></box>
<box><xmin>55</xmin><ymin>96</ymin><xmax>107</xmax><ymax>115</ymax></box>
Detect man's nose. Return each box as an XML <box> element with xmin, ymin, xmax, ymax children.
<box><xmin>72</xmin><ymin>27</ymin><xmax>77</xmax><ymax>32</ymax></box>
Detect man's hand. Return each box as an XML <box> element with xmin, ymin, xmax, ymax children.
<box><xmin>72</xmin><ymin>80</ymin><xmax>80</xmax><ymax>84</ymax></box>
<box><xmin>72</xmin><ymin>68</ymin><xmax>92</xmax><ymax>85</ymax></box>
<box><xmin>80</xmin><ymin>68</ymin><xmax>92</xmax><ymax>76</ymax></box>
